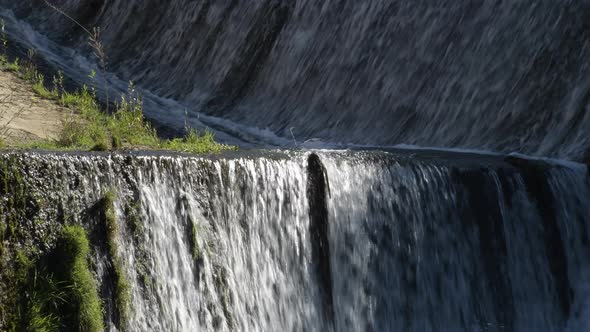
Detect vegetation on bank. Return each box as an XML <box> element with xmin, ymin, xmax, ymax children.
<box><xmin>0</xmin><ymin>55</ymin><xmax>233</xmax><ymax>153</ymax></box>
<box><xmin>0</xmin><ymin>19</ymin><xmax>234</xmax><ymax>153</ymax></box>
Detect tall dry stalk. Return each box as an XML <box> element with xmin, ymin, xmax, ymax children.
<box><xmin>0</xmin><ymin>19</ymin><xmax>7</xmax><ymax>58</ymax></box>
<box><xmin>43</xmin><ymin>0</ymin><xmax>110</xmax><ymax>111</ymax></box>
<box><xmin>89</xmin><ymin>27</ymin><xmax>109</xmax><ymax>112</ymax></box>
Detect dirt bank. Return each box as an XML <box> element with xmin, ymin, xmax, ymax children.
<box><xmin>0</xmin><ymin>69</ymin><xmax>70</xmax><ymax>145</ymax></box>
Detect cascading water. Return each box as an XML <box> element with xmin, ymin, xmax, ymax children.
<box><xmin>322</xmin><ymin>152</ymin><xmax>590</xmax><ymax>331</ymax></box>
<box><xmin>1</xmin><ymin>1</ymin><xmax>590</xmax><ymax>157</ymax></box>
<box><xmin>2</xmin><ymin>151</ymin><xmax>589</xmax><ymax>331</ymax></box>
<box><xmin>1</xmin><ymin>1</ymin><xmax>590</xmax><ymax>331</ymax></box>
<box><xmin>121</xmin><ymin>154</ymin><xmax>327</xmax><ymax>331</ymax></box>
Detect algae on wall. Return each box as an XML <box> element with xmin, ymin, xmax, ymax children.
<box><xmin>0</xmin><ymin>154</ymin><xmax>135</xmax><ymax>331</ymax></box>
<box><xmin>101</xmin><ymin>190</ymin><xmax>131</xmax><ymax>331</ymax></box>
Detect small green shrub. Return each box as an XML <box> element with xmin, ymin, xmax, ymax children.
<box><xmin>109</xmin><ymin>107</ymin><xmax>158</xmax><ymax>148</ymax></box>
<box><xmin>57</xmin><ymin>118</ymin><xmax>84</xmax><ymax>147</ymax></box>
<box><xmin>52</xmin><ymin>70</ymin><xmax>64</xmax><ymax>96</ymax></box>
<box><xmin>20</xmin><ymin>49</ymin><xmax>39</xmax><ymax>82</ymax></box>
<box><xmin>54</xmin><ymin>106</ymin><xmax>110</xmax><ymax>151</ymax></box>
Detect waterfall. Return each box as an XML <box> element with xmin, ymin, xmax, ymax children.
<box><xmin>2</xmin><ymin>1</ymin><xmax>590</xmax><ymax>331</ymax></box>
<box><xmin>1</xmin><ymin>150</ymin><xmax>589</xmax><ymax>331</ymax></box>
<box><xmin>322</xmin><ymin>152</ymin><xmax>590</xmax><ymax>331</ymax></box>
<box><xmin>119</xmin><ymin>154</ymin><xmax>326</xmax><ymax>331</ymax></box>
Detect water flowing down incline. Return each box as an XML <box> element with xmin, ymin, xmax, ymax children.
<box><xmin>2</xmin><ymin>1</ymin><xmax>590</xmax><ymax>157</ymax></box>
<box><xmin>2</xmin><ymin>150</ymin><xmax>590</xmax><ymax>331</ymax></box>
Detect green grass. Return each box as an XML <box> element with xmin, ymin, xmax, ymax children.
<box><xmin>58</xmin><ymin>225</ymin><xmax>104</xmax><ymax>332</ymax></box>
<box><xmin>0</xmin><ymin>53</ymin><xmax>234</xmax><ymax>154</ymax></box>
<box><xmin>32</xmin><ymin>74</ymin><xmax>55</xmax><ymax>99</ymax></box>
<box><xmin>162</xmin><ymin>129</ymin><xmax>228</xmax><ymax>154</ymax></box>
<box><xmin>5</xmin><ymin>58</ymin><xmax>19</xmax><ymax>72</ymax></box>
<box><xmin>26</xmin><ymin>81</ymin><xmax>233</xmax><ymax>153</ymax></box>
<box><xmin>3</xmin><ymin>226</ymin><xmax>104</xmax><ymax>332</ymax></box>
<box><xmin>14</xmin><ymin>249</ymin><xmax>63</xmax><ymax>332</ymax></box>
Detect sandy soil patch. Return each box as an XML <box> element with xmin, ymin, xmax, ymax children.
<box><xmin>0</xmin><ymin>70</ymin><xmax>71</xmax><ymax>145</ymax></box>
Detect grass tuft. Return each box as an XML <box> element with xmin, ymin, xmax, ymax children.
<box><xmin>162</xmin><ymin>129</ymin><xmax>230</xmax><ymax>154</ymax></box>
<box><xmin>6</xmin><ymin>58</ymin><xmax>19</xmax><ymax>72</ymax></box>
<box><xmin>32</xmin><ymin>74</ymin><xmax>54</xmax><ymax>99</ymax></box>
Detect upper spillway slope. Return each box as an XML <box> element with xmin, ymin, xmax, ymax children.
<box><xmin>1</xmin><ymin>1</ymin><xmax>590</xmax><ymax>159</ymax></box>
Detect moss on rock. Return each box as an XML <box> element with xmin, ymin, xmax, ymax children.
<box><xmin>101</xmin><ymin>190</ymin><xmax>130</xmax><ymax>330</ymax></box>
